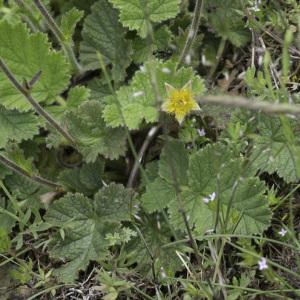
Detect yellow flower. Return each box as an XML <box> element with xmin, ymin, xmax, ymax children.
<box><xmin>162</xmin><ymin>81</ymin><xmax>200</xmax><ymax>124</ymax></box>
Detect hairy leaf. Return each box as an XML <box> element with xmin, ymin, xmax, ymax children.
<box><xmin>0</xmin><ymin>197</ymin><xmax>15</xmax><ymax>233</ymax></box>
<box><xmin>205</xmin><ymin>0</ymin><xmax>250</xmax><ymax>47</ymax></box>
<box><xmin>47</xmin><ymin>86</ymin><xmax>91</xmax><ymax>120</ymax></box>
<box><xmin>45</xmin><ymin>183</ymin><xmax>133</xmax><ymax>282</ymax></box>
<box><xmin>132</xmin><ymin>25</ymin><xmax>172</xmax><ymax>63</ymax></box>
<box><xmin>0</xmin><ymin>21</ymin><xmax>70</xmax><ymax>111</ymax></box>
<box><xmin>59</xmin><ymin>159</ymin><xmax>105</xmax><ymax>195</ymax></box>
<box><xmin>250</xmin><ymin>117</ymin><xmax>300</xmax><ymax>182</ymax></box>
<box><xmin>125</xmin><ymin>218</ymin><xmax>187</xmax><ymax>278</ymax></box>
<box><xmin>0</xmin><ymin>106</ymin><xmax>40</xmax><ymax>149</ymax></box>
<box><xmin>109</xmin><ymin>0</ymin><xmax>180</xmax><ymax>38</ymax></box>
<box><xmin>80</xmin><ymin>0</ymin><xmax>132</xmax><ymax>82</ymax></box>
<box><xmin>142</xmin><ymin>177</ymin><xmax>176</xmax><ymax>213</ymax></box>
<box><xmin>180</xmin><ymin>144</ymin><xmax>271</xmax><ymax>234</ymax></box>
<box><xmin>66</xmin><ymin>101</ymin><xmax>127</xmax><ymax>162</ymax></box>
<box><xmin>61</xmin><ymin>8</ymin><xmax>84</xmax><ymax>42</ymax></box>
<box><xmin>159</xmin><ymin>140</ymin><xmax>189</xmax><ymax>186</ymax></box>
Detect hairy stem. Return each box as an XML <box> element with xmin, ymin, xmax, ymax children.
<box><xmin>177</xmin><ymin>0</ymin><xmax>204</xmax><ymax>70</ymax></box>
<box><xmin>127</xmin><ymin>125</ymin><xmax>161</xmax><ymax>188</ymax></box>
<box><xmin>32</xmin><ymin>0</ymin><xmax>83</xmax><ymax>75</ymax></box>
<box><xmin>0</xmin><ymin>58</ymin><xmax>76</xmax><ymax>145</ymax></box>
<box><xmin>198</xmin><ymin>94</ymin><xmax>300</xmax><ymax>116</ymax></box>
<box><xmin>0</xmin><ymin>154</ymin><xmax>61</xmax><ymax>189</ymax></box>
<box><xmin>14</xmin><ymin>0</ymin><xmax>43</xmax><ymax>32</ymax></box>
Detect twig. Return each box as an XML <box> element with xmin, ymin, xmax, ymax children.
<box><xmin>32</xmin><ymin>0</ymin><xmax>83</xmax><ymax>75</ymax></box>
<box><xmin>198</xmin><ymin>94</ymin><xmax>300</xmax><ymax>116</ymax></box>
<box><xmin>177</xmin><ymin>0</ymin><xmax>204</xmax><ymax>69</ymax></box>
<box><xmin>0</xmin><ymin>154</ymin><xmax>60</xmax><ymax>189</ymax></box>
<box><xmin>0</xmin><ymin>58</ymin><xmax>76</xmax><ymax>145</ymax></box>
<box><xmin>127</xmin><ymin>125</ymin><xmax>161</xmax><ymax>188</ymax></box>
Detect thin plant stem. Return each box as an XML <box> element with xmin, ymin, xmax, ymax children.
<box><xmin>133</xmin><ymin>224</ymin><xmax>157</xmax><ymax>282</ymax></box>
<box><xmin>0</xmin><ymin>180</ymin><xmax>24</xmax><ymax>222</ymax></box>
<box><xmin>208</xmin><ymin>238</ymin><xmax>227</xmax><ymax>298</ymax></box>
<box><xmin>32</xmin><ymin>0</ymin><xmax>82</xmax><ymax>75</ymax></box>
<box><xmin>177</xmin><ymin>0</ymin><xmax>204</xmax><ymax>70</ymax></box>
<box><xmin>208</xmin><ymin>37</ymin><xmax>227</xmax><ymax>80</ymax></box>
<box><xmin>0</xmin><ymin>154</ymin><xmax>61</xmax><ymax>189</ymax></box>
<box><xmin>0</xmin><ymin>247</ymin><xmax>31</xmax><ymax>267</ymax></box>
<box><xmin>0</xmin><ymin>58</ymin><xmax>76</xmax><ymax>146</ymax></box>
<box><xmin>273</xmin><ymin>183</ymin><xmax>300</xmax><ymax>211</ymax></box>
<box><xmin>127</xmin><ymin>125</ymin><xmax>161</xmax><ymax>188</ymax></box>
<box><xmin>198</xmin><ymin>94</ymin><xmax>300</xmax><ymax>116</ymax></box>
<box><xmin>227</xmin><ymin>240</ymin><xmax>300</xmax><ymax>281</ymax></box>
<box><xmin>162</xmin><ymin>233</ymin><xmax>299</xmax><ymax>251</ymax></box>
<box><xmin>245</xmin><ymin>10</ymin><xmax>300</xmax><ymax>57</ymax></box>
<box><xmin>14</xmin><ymin>0</ymin><xmax>43</xmax><ymax>32</ymax></box>
<box><xmin>213</xmin><ymin>174</ymin><xmax>222</xmax><ymax>231</ymax></box>
<box><xmin>0</xmin><ymin>207</ymin><xmax>20</xmax><ymax>222</ymax></box>
<box><xmin>27</xmin><ymin>284</ymin><xmax>75</xmax><ymax>300</ymax></box>
<box><xmin>167</xmin><ymin>277</ymin><xmax>299</xmax><ymax>299</ymax></box>
<box><xmin>166</xmin><ymin>152</ymin><xmax>204</xmax><ymax>268</ymax></box>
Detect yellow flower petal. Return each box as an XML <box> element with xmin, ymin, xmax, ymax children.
<box><xmin>162</xmin><ymin>81</ymin><xmax>200</xmax><ymax>123</ymax></box>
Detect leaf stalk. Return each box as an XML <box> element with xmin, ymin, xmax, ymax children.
<box><xmin>0</xmin><ymin>153</ymin><xmax>61</xmax><ymax>189</ymax></box>
<box><xmin>32</xmin><ymin>0</ymin><xmax>83</xmax><ymax>75</ymax></box>
<box><xmin>0</xmin><ymin>58</ymin><xmax>76</xmax><ymax>146</ymax></box>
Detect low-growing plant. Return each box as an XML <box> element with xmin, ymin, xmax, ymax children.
<box><xmin>0</xmin><ymin>0</ymin><xmax>300</xmax><ymax>299</ymax></box>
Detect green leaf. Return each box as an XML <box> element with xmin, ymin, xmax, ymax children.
<box><xmin>125</xmin><ymin>218</ymin><xmax>187</xmax><ymax>278</ymax></box>
<box><xmin>142</xmin><ymin>140</ymin><xmax>188</xmax><ymax>213</ymax></box>
<box><xmin>80</xmin><ymin>0</ymin><xmax>132</xmax><ymax>82</ymax></box>
<box><xmin>5</xmin><ymin>173</ymin><xmax>47</xmax><ymax>210</ymax></box>
<box><xmin>174</xmin><ymin>144</ymin><xmax>271</xmax><ymax>235</ymax></box>
<box><xmin>0</xmin><ymin>228</ymin><xmax>11</xmax><ymax>253</ymax></box>
<box><xmin>159</xmin><ymin>140</ymin><xmax>189</xmax><ymax>186</ymax></box>
<box><xmin>205</xmin><ymin>0</ymin><xmax>250</xmax><ymax>47</ymax></box>
<box><xmin>109</xmin><ymin>0</ymin><xmax>180</xmax><ymax>38</ymax></box>
<box><xmin>168</xmin><ymin>188</ymin><xmax>214</xmax><ymax>235</ymax></box>
<box><xmin>188</xmin><ymin>143</ymin><xmax>233</xmax><ymax>195</ymax></box>
<box><xmin>66</xmin><ymin>86</ymin><xmax>91</xmax><ymax>109</ymax></box>
<box><xmin>0</xmin><ymin>21</ymin><xmax>70</xmax><ymax>111</ymax></box>
<box><xmin>66</xmin><ymin>100</ymin><xmax>127</xmax><ymax>162</ymax></box>
<box><xmin>45</xmin><ymin>183</ymin><xmax>133</xmax><ymax>282</ymax></box>
<box><xmin>0</xmin><ymin>197</ymin><xmax>15</xmax><ymax>233</ymax></box>
<box><xmin>47</xmin><ymin>86</ymin><xmax>91</xmax><ymax>120</ymax></box>
<box><xmin>60</xmin><ymin>8</ymin><xmax>84</xmax><ymax>42</ymax></box>
<box><xmin>0</xmin><ymin>106</ymin><xmax>40</xmax><ymax>149</ymax></box>
<box><xmin>132</xmin><ymin>25</ymin><xmax>172</xmax><ymax>63</ymax></box>
<box><xmin>5</xmin><ymin>143</ymin><xmax>34</xmax><ymax>174</ymax></box>
<box><xmin>103</xmin><ymin>60</ymin><xmax>205</xmax><ymax>129</ymax></box>
<box><xmin>94</xmin><ymin>183</ymin><xmax>134</xmax><ymax>223</ymax></box>
<box><xmin>244</xmin><ymin>67</ymin><xmax>273</xmax><ymax>101</ymax></box>
<box><xmin>142</xmin><ymin>177</ymin><xmax>176</xmax><ymax>213</ymax></box>
<box><xmin>250</xmin><ymin>117</ymin><xmax>300</xmax><ymax>182</ymax></box>
<box><xmin>0</xmin><ymin>164</ymin><xmax>11</xmax><ymax>181</ymax></box>
<box><xmin>59</xmin><ymin>159</ymin><xmax>105</xmax><ymax>195</ymax></box>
